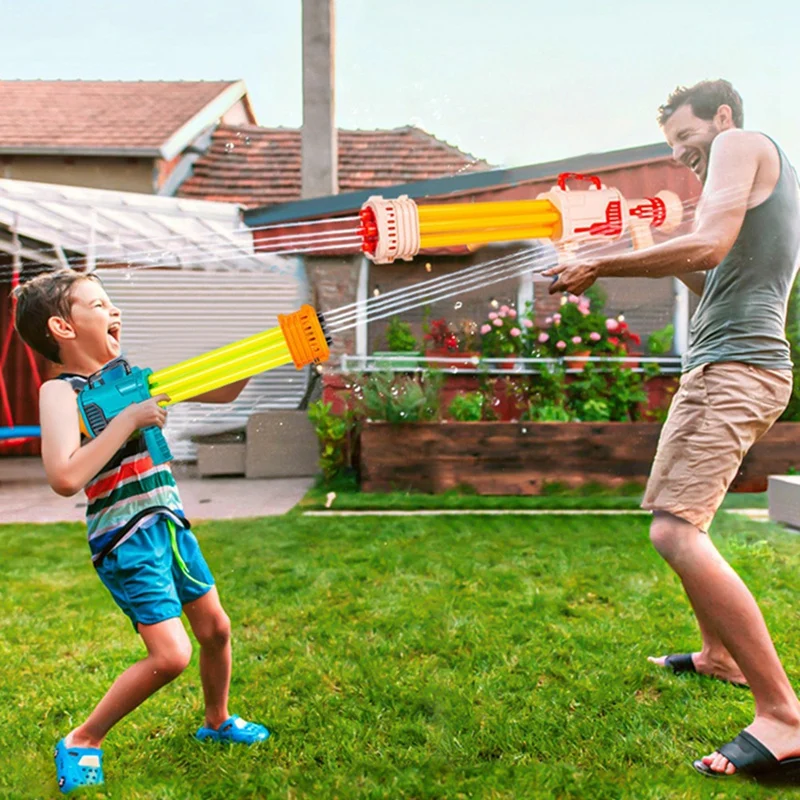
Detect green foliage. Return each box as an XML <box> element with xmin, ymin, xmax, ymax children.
<box><xmin>359</xmin><ymin>370</ymin><xmax>442</xmax><ymax>423</ymax></box>
<box><xmin>307</xmin><ymin>400</ymin><xmax>360</xmax><ymax>484</ymax></box>
<box><xmin>780</xmin><ymin>277</ymin><xmax>800</xmax><ymax>421</ymax></box>
<box><xmin>448</xmin><ymin>391</ymin><xmax>485</xmax><ymax>421</ymax></box>
<box><xmin>384</xmin><ymin>316</ymin><xmax>418</xmax><ymax>352</ymax></box>
<box><xmin>646</xmin><ymin>323</ymin><xmax>674</xmax><ymax>356</ymax></box>
<box><xmin>478</xmin><ymin>303</ymin><xmax>525</xmax><ymax>358</ymax></box>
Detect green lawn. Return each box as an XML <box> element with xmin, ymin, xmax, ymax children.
<box><xmin>299</xmin><ymin>478</ymin><xmax>770</xmax><ymax>512</ymax></box>
<box><xmin>1</xmin><ymin>509</ymin><xmax>797</xmax><ymax>799</ymax></box>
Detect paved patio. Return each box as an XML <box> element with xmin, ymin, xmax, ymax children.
<box><xmin>0</xmin><ymin>457</ymin><xmax>314</xmax><ymax>524</ymax></box>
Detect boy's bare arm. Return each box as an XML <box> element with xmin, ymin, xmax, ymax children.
<box><xmin>39</xmin><ymin>381</ymin><xmax>168</xmax><ymax>496</ymax></box>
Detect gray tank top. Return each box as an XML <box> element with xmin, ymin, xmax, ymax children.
<box><xmin>683</xmin><ymin>135</ymin><xmax>800</xmax><ymax>373</ymax></box>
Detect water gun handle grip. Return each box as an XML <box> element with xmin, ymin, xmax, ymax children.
<box><xmin>142</xmin><ymin>425</ymin><xmax>173</xmax><ymax>466</ymax></box>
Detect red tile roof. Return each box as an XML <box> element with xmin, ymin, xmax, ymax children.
<box><xmin>177</xmin><ymin>125</ymin><xmax>491</xmax><ymax>208</ymax></box>
<box><xmin>0</xmin><ymin>80</ymin><xmax>244</xmax><ymax>155</ymax></box>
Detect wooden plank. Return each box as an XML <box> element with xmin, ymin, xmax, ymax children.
<box><xmin>360</xmin><ymin>422</ymin><xmax>800</xmax><ymax>495</ymax></box>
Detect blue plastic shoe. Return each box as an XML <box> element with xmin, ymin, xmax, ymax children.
<box><xmin>54</xmin><ymin>738</ymin><xmax>104</xmax><ymax>794</ymax></box>
<box><xmin>195</xmin><ymin>715</ymin><xmax>270</xmax><ymax>744</ymax></box>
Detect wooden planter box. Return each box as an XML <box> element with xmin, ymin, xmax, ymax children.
<box><xmin>360</xmin><ymin>421</ymin><xmax>800</xmax><ymax>495</ymax></box>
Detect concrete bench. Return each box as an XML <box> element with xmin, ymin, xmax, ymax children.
<box><xmin>768</xmin><ymin>475</ymin><xmax>800</xmax><ymax>531</ymax></box>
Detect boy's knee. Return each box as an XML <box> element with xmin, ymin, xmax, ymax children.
<box><xmin>197</xmin><ymin>611</ymin><xmax>231</xmax><ymax>649</ymax></box>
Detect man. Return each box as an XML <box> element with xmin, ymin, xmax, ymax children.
<box><xmin>544</xmin><ymin>79</ymin><xmax>800</xmax><ymax>782</ymax></box>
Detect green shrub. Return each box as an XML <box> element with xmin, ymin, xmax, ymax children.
<box><xmin>384</xmin><ymin>316</ymin><xmax>418</xmax><ymax>352</ymax></box>
<box><xmin>307</xmin><ymin>400</ymin><xmax>360</xmax><ymax>484</ymax></box>
<box><xmin>448</xmin><ymin>392</ymin><xmax>485</xmax><ymax>421</ymax></box>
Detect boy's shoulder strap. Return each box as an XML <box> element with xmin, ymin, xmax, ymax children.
<box><xmin>55</xmin><ymin>372</ymin><xmax>88</xmax><ymax>393</ymax></box>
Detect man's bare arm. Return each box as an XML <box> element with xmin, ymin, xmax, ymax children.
<box><xmin>678</xmin><ymin>272</ymin><xmax>706</xmax><ymax>296</ymax></box>
<box><xmin>595</xmin><ymin>130</ymin><xmax>758</xmax><ymax>280</ymax></box>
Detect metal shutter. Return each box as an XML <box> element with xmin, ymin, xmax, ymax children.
<box><xmin>97</xmin><ymin>265</ymin><xmax>308</xmax><ymax>461</ymax></box>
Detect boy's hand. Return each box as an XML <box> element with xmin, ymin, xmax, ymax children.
<box><xmin>122</xmin><ymin>394</ymin><xmax>170</xmax><ymax>430</ymax></box>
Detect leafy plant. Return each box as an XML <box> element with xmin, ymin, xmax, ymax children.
<box><xmin>448</xmin><ymin>392</ymin><xmax>485</xmax><ymax>421</ymax></box>
<box><xmin>384</xmin><ymin>316</ymin><xmax>418</xmax><ymax>352</ymax></box>
<box><xmin>307</xmin><ymin>400</ymin><xmax>361</xmax><ymax>484</ymax></box>
<box><xmin>423</xmin><ymin>318</ymin><xmax>459</xmax><ymax>352</ymax></box>
<box><xmin>479</xmin><ymin>303</ymin><xmax>528</xmax><ymax>358</ymax></box>
<box><xmin>359</xmin><ymin>370</ymin><xmax>442</xmax><ymax>423</ymax></box>
<box><xmin>526</xmin><ymin>401</ymin><xmax>575</xmax><ymax>422</ymax></box>
<box><xmin>647</xmin><ymin>323</ymin><xmax>674</xmax><ymax>356</ymax></box>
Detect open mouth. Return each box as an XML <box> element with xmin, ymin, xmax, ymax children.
<box><xmin>107</xmin><ymin>323</ymin><xmax>122</xmax><ymax>346</ymax></box>
<box><xmin>687</xmin><ymin>153</ymin><xmax>703</xmax><ymax>175</ymax></box>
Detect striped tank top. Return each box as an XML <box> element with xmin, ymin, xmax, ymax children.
<box><xmin>58</xmin><ymin>372</ymin><xmax>188</xmax><ymax>566</ymax></box>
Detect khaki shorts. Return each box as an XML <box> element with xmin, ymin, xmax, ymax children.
<box><xmin>641</xmin><ymin>362</ymin><xmax>793</xmax><ymax>532</ymax></box>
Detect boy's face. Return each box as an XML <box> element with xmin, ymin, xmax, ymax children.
<box><xmin>50</xmin><ymin>278</ymin><xmax>123</xmax><ymax>364</ymax></box>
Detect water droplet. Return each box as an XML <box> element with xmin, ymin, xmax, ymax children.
<box><xmin>490</xmin><ymin>298</ymin><xmax>499</xmax><ymax>309</ymax></box>
<box><xmin>454</xmin><ymin>301</ymin><xmax>463</xmax><ymax>310</ymax></box>
<box><xmin>450</xmin><ymin>366</ymin><xmax>458</xmax><ymax>374</ymax></box>
<box><xmin>521</xmin><ymin>427</ymin><xmax>528</xmax><ymax>434</ymax></box>
<box><xmin>224</xmin><ymin>142</ymin><xmax>235</xmax><ymax>153</ymax></box>
<box><xmin>123</xmin><ymin>271</ymin><xmax>132</xmax><ymax>281</ymax></box>
<box><xmin>244</xmin><ymin>136</ymin><xmax>252</xmax><ymax>146</ymax></box>
<box><xmin>425</xmin><ymin>262</ymin><xmax>432</xmax><ymax>272</ymax></box>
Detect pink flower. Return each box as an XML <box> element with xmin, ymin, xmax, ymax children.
<box><xmin>606</xmin><ymin>318</ymin><xmax>619</xmax><ymax>332</ymax></box>
<box><xmin>522</xmin><ymin>318</ymin><xmax>534</xmax><ymax>328</ymax></box>
<box><xmin>545</xmin><ymin>316</ymin><xmax>553</xmax><ymax>325</ymax></box>
<box><xmin>553</xmin><ymin>313</ymin><xmax>562</xmax><ymax>324</ymax></box>
<box><xmin>568</xmin><ymin>294</ymin><xmax>580</xmax><ymax>304</ymax></box>
<box><xmin>508</xmin><ymin>308</ymin><xmax>517</xmax><ymax>318</ymax></box>
<box><xmin>578</xmin><ymin>304</ymin><xmax>590</xmax><ymax>316</ymax></box>
<box><xmin>538</xmin><ymin>333</ymin><xmax>549</xmax><ymax>343</ymax></box>
<box><xmin>571</xmin><ymin>336</ymin><xmax>582</xmax><ymax>344</ymax></box>
<box><xmin>589</xmin><ymin>331</ymin><xmax>601</xmax><ymax>341</ymax></box>
<box><xmin>510</xmin><ymin>327</ymin><xmax>521</xmax><ymax>337</ymax></box>
<box><xmin>480</xmin><ymin>324</ymin><xmax>492</xmax><ymax>334</ymax></box>
<box><xmin>556</xmin><ymin>340</ymin><xmax>567</xmax><ymax>350</ymax></box>
<box><xmin>493</xmin><ymin>318</ymin><xmax>503</xmax><ymax>327</ymax></box>
<box><xmin>488</xmin><ymin>312</ymin><xmax>498</xmax><ymax>320</ymax></box>
<box><xmin>500</xmin><ymin>305</ymin><xmax>510</xmax><ymax>314</ymax></box>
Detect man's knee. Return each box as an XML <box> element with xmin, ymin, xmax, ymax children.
<box><xmin>649</xmin><ymin>511</ymin><xmax>701</xmax><ymax>561</ymax></box>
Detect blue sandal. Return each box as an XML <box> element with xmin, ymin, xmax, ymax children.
<box><xmin>195</xmin><ymin>715</ymin><xmax>269</xmax><ymax>744</ymax></box>
<box><xmin>54</xmin><ymin>738</ymin><xmax>104</xmax><ymax>794</ymax></box>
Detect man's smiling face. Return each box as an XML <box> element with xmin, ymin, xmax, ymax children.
<box><xmin>663</xmin><ymin>103</ymin><xmax>723</xmax><ymax>185</ymax></box>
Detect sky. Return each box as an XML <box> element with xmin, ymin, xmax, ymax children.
<box><xmin>2</xmin><ymin>0</ymin><xmax>799</xmax><ymax>169</ymax></box>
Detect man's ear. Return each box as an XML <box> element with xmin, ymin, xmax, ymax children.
<box><xmin>714</xmin><ymin>104</ymin><xmax>735</xmax><ymax>130</ymax></box>
<box><xmin>47</xmin><ymin>315</ymin><xmax>76</xmax><ymax>343</ymax></box>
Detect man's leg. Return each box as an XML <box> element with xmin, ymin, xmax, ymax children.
<box><xmin>650</xmin><ymin>510</ymin><xmax>800</xmax><ymax>774</ymax></box>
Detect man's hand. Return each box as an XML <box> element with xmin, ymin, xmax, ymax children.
<box><xmin>542</xmin><ymin>259</ymin><xmax>601</xmax><ymax>295</ymax></box>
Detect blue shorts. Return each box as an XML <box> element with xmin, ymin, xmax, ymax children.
<box><xmin>95</xmin><ymin>516</ymin><xmax>215</xmax><ymax>632</ymax></box>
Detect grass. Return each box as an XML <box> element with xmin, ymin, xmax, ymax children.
<box><xmin>1</xmin><ymin>509</ymin><xmax>797</xmax><ymax>799</ymax></box>
<box><xmin>299</xmin><ymin>476</ymin><xmax>770</xmax><ymax>512</ymax></box>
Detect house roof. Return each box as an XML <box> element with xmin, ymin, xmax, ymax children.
<box><xmin>176</xmin><ymin>124</ymin><xmax>491</xmax><ymax>208</ymax></box>
<box><xmin>0</xmin><ymin>80</ymin><xmax>252</xmax><ymax>160</ymax></box>
<box><xmin>243</xmin><ymin>141</ymin><xmax>676</xmax><ymax>227</ymax></box>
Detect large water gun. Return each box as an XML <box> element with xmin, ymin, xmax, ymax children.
<box><xmin>77</xmin><ymin>305</ymin><xmax>331</xmax><ymax>465</ymax></box>
<box><xmin>358</xmin><ymin>172</ymin><xmax>683</xmax><ymax>264</ymax></box>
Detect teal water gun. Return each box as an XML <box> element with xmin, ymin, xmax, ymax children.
<box><xmin>76</xmin><ymin>357</ymin><xmax>173</xmax><ymax>465</ymax></box>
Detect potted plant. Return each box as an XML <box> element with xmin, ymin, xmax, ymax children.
<box><xmin>479</xmin><ymin>303</ymin><xmax>526</xmax><ymax>370</ymax></box>
<box><xmin>373</xmin><ymin>316</ymin><xmax>420</xmax><ymax>371</ymax></box>
<box><xmin>423</xmin><ymin>317</ymin><xmax>466</xmax><ymax>369</ymax></box>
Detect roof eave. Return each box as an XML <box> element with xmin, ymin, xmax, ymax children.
<box><xmin>0</xmin><ymin>146</ymin><xmax>160</xmax><ymax>157</ymax></box>
<box><xmin>243</xmin><ymin>142</ymin><xmax>674</xmax><ymax>227</ymax></box>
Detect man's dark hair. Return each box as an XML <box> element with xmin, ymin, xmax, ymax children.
<box><xmin>657</xmin><ymin>79</ymin><xmax>744</xmax><ymax>129</ymax></box>
<box><xmin>12</xmin><ymin>269</ymin><xmax>101</xmax><ymax>363</ymax></box>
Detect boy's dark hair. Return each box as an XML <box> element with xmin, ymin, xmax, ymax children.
<box><xmin>657</xmin><ymin>79</ymin><xmax>744</xmax><ymax>129</ymax></box>
<box><xmin>12</xmin><ymin>269</ymin><xmax>100</xmax><ymax>363</ymax></box>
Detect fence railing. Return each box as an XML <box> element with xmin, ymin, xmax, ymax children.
<box><xmin>340</xmin><ymin>354</ymin><xmax>684</xmax><ymax>375</ymax></box>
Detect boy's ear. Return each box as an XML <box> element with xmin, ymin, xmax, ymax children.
<box><xmin>47</xmin><ymin>315</ymin><xmax>76</xmax><ymax>342</ymax></box>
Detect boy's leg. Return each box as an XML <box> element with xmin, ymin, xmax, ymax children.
<box><xmin>183</xmin><ymin>588</ymin><xmax>232</xmax><ymax>729</ymax></box>
<box><xmin>67</xmin><ymin>617</ymin><xmax>192</xmax><ymax>748</ymax></box>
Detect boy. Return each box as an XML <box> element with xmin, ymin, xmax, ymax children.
<box><xmin>13</xmin><ymin>269</ymin><xmax>269</xmax><ymax>794</ymax></box>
